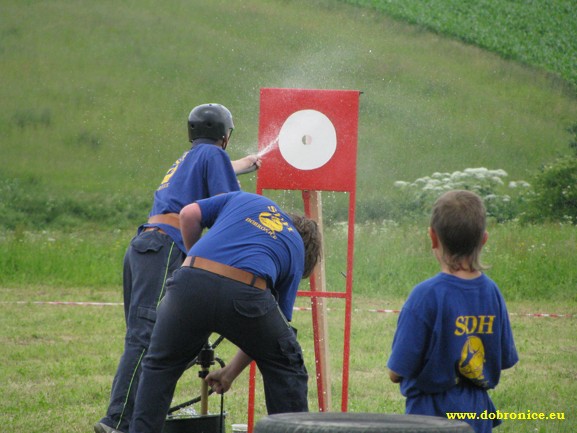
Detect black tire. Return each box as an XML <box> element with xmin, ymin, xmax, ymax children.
<box><xmin>254</xmin><ymin>413</ymin><xmax>474</xmax><ymax>433</ymax></box>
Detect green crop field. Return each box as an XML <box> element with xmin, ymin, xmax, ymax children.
<box><xmin>341</xmin><ymin>0</ymin><xmax>577</xmax><ymax>91</ymax></box>
<box><xmin>1</xmin><ymin>0</ymin><xmax>576</xmax><ymax>432</ymax></box>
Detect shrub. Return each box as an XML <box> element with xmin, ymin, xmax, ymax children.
<box><xmin>523</xmin><ymin>156</ymin><xmax>577</xmax><ymax>224</ymax></box>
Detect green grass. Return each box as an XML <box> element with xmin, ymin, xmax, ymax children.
<box><xmin>1</xmin><ymin>221</ymin><xmax>575</xmax><ymax>433</ymax></box>
<box><xmin>2</xmin><ymin>286</ymin><xmax>575</xmax><ymax>433</ymax></box>
<box><xmin>0</xmin><ymin>229</ymin><xmax>127</xmax><ymax>289</ymax></box>
<box><xmin>2</xmin><ymin>221</ymin><xmax>575</xmax><ymax>303</ymax></box>
<box><xmin>1</xmin><ymin>0</ymin><xmax>577</xmax><ymax>432</ymax></box>
<box><xmin>350</xmin><ymin>220</ymin><xmax>577</xmax><ymax>303</ymax></box>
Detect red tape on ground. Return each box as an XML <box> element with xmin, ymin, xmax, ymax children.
<box><xmin>292</xmin><ymin>306</ymin><xmax>573</xmax><ymax>318</ymax></box>
<box><xmin>2</xmin><ymin>301</ymin><xmax>574</xmax><ymax>318</ymax></box>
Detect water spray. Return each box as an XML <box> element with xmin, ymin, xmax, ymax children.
<box><xmin>234</xmin><ymin>137</ymin><xmax>279</xmax><ymax>175</ymax></box>
<box><xmin>257</xmin><ymin>136</ymin><xmax>279</xmax><ymax>158</ymax></box>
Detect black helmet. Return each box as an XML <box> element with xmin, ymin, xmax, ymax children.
<box><xmin>187</xmin><ymin>103</ymin><xmax>234</xmax><ymax>142</ymax></box>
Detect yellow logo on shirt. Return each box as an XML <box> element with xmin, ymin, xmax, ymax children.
<box><xmin>458</xmin><ymin>336</ymin><xmax>487</xmax><ymax>386</ymax></box>
<box><xmin>158</xmin><ymin>151</ymin><xmax>188</xmax><ymax>191</ymax></box>
<box><xmin>454</xmin><ymin>315</ymin><xmax>495</xmax><ymax>336</ymax></box>
<box><xmin>454</xmin><ymin>315</ymin><xmax>494</xmax><ymax>388</ymax></box>
<box><xmin>245</xmin><ymin>205</ymin><xmax>292</xmax><ymax>239</ymax></box>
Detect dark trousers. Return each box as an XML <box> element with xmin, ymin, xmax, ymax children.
<box><xmin>129</xmin><ymin>267</ymin><xmax>309</xmax><ymax>433</ymax></box>
<box><xmin>101</xmin><ymin>230</ymin><xmax>184</xmax><ymax>432</ymax></box>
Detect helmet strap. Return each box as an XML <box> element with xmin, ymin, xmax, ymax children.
<box><xmin>221</xmin><ymin>135</ymin><xmax>230</xmax><ymax>151</ymax></box>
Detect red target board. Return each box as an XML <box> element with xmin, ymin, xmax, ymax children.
<box><xmin>257</xmin><ymin>88</ymin><xmax>360</xmax><ymax>192</ymax></box>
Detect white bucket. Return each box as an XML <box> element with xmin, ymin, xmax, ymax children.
<box><xmin>231</xmin><ymin>423</ymin><xmax>248</xmax><ymax>432</ymax></box>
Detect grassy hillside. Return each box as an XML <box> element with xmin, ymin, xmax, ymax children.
<box><xmin>1</xmin><ymin>0</ymin><xmax>577</xmax><ymax>229</ymax></box>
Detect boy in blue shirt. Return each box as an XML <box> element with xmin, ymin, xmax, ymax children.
<box><xmin>96</xmin><ymin>104</ymin><xmax>260</xmax><ymax>433</ymax></box>
<box><xmin>129</xmin><ymin>191</ymin><xmax>322</xmax><ymax>433</ymax></box>
<box><xmin>387</xmin><ymin>190</ymin><xmax>518</xmax><ymax>433</ymax></box>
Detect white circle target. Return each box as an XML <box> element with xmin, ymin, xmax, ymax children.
<box><xmin>278</xmin><ymin>109</ymin><xmax>337</xmax><ymax>170</ymax></box>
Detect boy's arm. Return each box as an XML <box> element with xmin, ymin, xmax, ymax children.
<box><xmin>204</xmin><ymin>349</ymin><xmax>253</xmax><ymax>394</ymax></box>
<box><xmin>388</xmin><ymin>369</ymin><xmax>402</xmax><ymax>383</ymax></box>
<box><xmin>231</xmin><ymin>154</ymin><xmax>261</xmax><ymax>175</ymax></box>
<box><xmin>180</xmin><ymin>203</ymin><xmax>204</xmax><ymax>252</ymax></box>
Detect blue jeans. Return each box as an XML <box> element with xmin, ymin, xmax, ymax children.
<box><xmin>100</xmin><ymin>230</ymin><xmax>185</xmax><ymax>432</ymax></box>
<box><xmin>129</xmin><ymin>267</ymin><xmax>309</xmax><ymax>433</ymax></box>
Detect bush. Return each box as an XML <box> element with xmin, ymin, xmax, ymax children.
<box><xmin>523</xmin><ymin>156</ymin><xmax>577</xmax><ymax>224</ymax></box>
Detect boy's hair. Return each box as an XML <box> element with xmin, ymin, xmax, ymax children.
<box><xmin>430</xmin><ymin>190</ymin><xmax>488</xmax><ymax>272</ymax></box>
<box><xmin>289</xmin><ymin>214</ymin><xmax>322</xmax><ymax>278</ymax></box>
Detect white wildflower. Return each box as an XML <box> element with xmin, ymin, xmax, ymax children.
<box><xmin>451</xmin><ymin>171</ymin><xmax>468</xmax><ymax>181</ymax></box>
<box><xmin>414</xmin><ymin>177</ymin><xmax>430</xmax><ymax>185</ymax></box>
<box><xmin>492</xmin><ymin>169</ymin><xmax>508</xmax><ymax>177</ymax></box>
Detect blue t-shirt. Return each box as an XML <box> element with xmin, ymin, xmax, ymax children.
<box><xmin>387</xmin><ymin>272</ymin><xmax>518</xmax><ymax>433</ymax></box>
<box><xmin>142</xmin><ymin>142</ymin><xmax>240</xmax><ymax>253</ymax></box>
<box><xmin>189</xmin><ymin>191</ymin><xmax>305</xmax><ymax>320</ymax></box>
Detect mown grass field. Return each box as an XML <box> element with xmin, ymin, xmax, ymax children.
<box><xmin>1</xmin><ymin>0</ymin><xmax>576</xmax><ymax>432</ymax></box>
<box><xmin>2</xmin><ymin>282</ymin><xmax>575</xmax><ymax>433</ymax></box>
<box><xmin>2</xmin><ymin>222</ymin><xmax>576</xmax><ymax>432</ymax></box>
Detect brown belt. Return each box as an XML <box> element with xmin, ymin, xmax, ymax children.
<box><xmin>188</xmin><ymin>256</ymin><xmax>267</xmax><ymax>290</ymax></box>
<box><xmin>143</xmin><ymin>227</ymin><xmax>168</xmax><ymax>235</ymax></box>
<box><xmin>147</xmin><ymin>213</ymin><xmax>180</xmax><ymax>229</ymax></box>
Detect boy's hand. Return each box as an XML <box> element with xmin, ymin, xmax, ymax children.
<box><xmin>205</xmin><ymin>367</ymin><xmax>233</xmax><ymax>394</ymax></box>
<box><xmin>388</xmin><ymin>369</ymin><xmax>402</xmax><ymax>383</ymax></box>
<box><xmin>233</xmin><ymin>154</ymin><xmax>262</xmax><ymax>175</ymax></box>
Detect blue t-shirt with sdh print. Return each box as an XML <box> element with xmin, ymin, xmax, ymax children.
<box><xmin>387</xmin><ymin>272</ymin><xmax>518</xmax><ymax>433</ymax></box>
<box><xmin>189</xmin><ymin>191</ymin><xmax>305</xmax><ymax>321</ymax></box>
<box><xmin>143</xmin><ymin>142</ymin><xmax>240</xmax><ymax>253</ymax></box>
